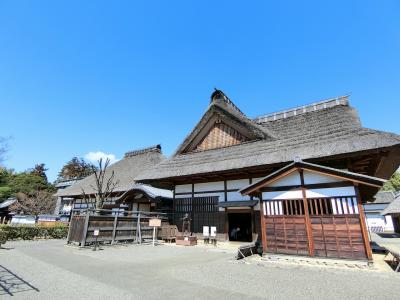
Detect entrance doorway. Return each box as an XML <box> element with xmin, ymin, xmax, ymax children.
<box><xmin>228</xmin><ymin>213</ymin><xmax>252</xmax><ymax>242</ymax></box>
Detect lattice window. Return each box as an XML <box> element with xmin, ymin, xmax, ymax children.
<box><xmin>263</xmin><ymin>197</ymin><xmax>359</xmax><ymax>216</ymax></box>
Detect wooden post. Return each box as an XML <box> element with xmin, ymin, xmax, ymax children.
<box><xmin>111</xmin><ymin>214</ymin><xmax>118</xmax><ymax>244</ymax></box>
<box><xmin>299</xmin><ymin>169</ymin><xmax>314</xmax><ymax>256</ymax></box>
<box><xmin>259</xmin><ymin>195</ymin><xmax>268</xmax><ymax>253</ymax></box>
<box><xmin>135</xmin><ymin>213</ymin><xmax>141</xmax><ymax>244</ymax></box>
<box><xmin>66</xmin><ymin>209</ymin><xmax>74</xmax><ymax>244</ymax></box>
<box><xmin>80</xmin><ymin>210</ymin><xmax>90</xmax><ymax>247</ymax></box>
<box><xmin>354</xmin><ymin>184</ymin><xmax>373</xmax><ymax>261</ymax></box>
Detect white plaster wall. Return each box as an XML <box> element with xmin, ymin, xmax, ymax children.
<box><xmin>262</xmin><ymin>186</ymin><xmax>356</xmax><ymax>200</ymax></box>
<box><xmin>175</xmin><ymin>184</ymin><xmax>192</xmax><ymax>193</ymax></box>
<box><xmin>268</xmin><ymin>171</ymin><xmax>301</xmax><ymax>187</ymax></box>
<box><xmin>263</xmin><ymin>190</ymin><xmax>303</xmax><ymax>200</ymax></box>
<box><xmin>303</xmin><ymin>170</ymin><xmax>342</xmax><ymax>184</ymax></box>
<box><xmin>365</xmin><ymin>213</ymin><xmax>394</xmax><ymax>232</ymax></box>
<box><xmin>227</xmin><ymin>191</ymin><xmax>250</xmax><ymax>201</ymax></box>
<box><xmin>194</xmin><ymin>181</ymin><xmax>224</xmax><ymax>192</ymax></box>
<box><xmin>306</xmin><ymin>186</ymin><xmax>356</xmax><ymax>198</ymax></box>
<box><xmin>385</xmin><ymin>215</ymin><xmax>395</xmax><ymax>231</ymax></box>
<box><xmin>227</xmin><ymin>179</ymin><xmax>250</xmax><ymax>190</ymax></box>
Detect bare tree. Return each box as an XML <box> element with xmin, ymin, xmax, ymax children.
<box><xmin>11</xmin><ymin>190</ymin><xmax>56</xmax><ymax>217</ymax></box>
<box><xmin>81</xmin><ymin>158</ymin><xmax>119</xmax><ymax>210</ymax></box>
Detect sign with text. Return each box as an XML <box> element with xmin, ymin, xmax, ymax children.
<box><xmin>149</xmin><ymin>218</ymin><xmax>161</xmax><ymax>227</ymax></box>
<box><xmin>93</xmin><ymin>229</ymin><xmax>100</xmax><ymax>236</ymax></box>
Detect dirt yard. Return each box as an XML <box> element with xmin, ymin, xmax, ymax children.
<box><xmin>1</xmin><ymin>239</ymin><xmax>399</xmax><ymax>299</ymax></box>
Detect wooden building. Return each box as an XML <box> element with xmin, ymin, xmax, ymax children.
<box><xmin>137</xmin><ymin>90</ymin><xmax>400</xmax><ymax>260</ymax></box>
<box><xmin>382</xmin><ymin>194</ymin><xmax>400</xmax><ymax>233</ymax></box>
<box><xmin>363</xmin><ymin>191</ymin><xmax>395</xmax><ymax>233</ymax></box>
<box><xmin>55</xmin><ymin>145</ymin><xmax>173</xmax><ymax>213</ymax></box>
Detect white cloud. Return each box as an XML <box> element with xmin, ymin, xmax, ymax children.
<box><xmin>84</xmin><ymin>151</ymin><xmax>119</xmax><ymax>165</ymax></box>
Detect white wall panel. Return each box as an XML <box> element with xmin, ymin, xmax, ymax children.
<box><xmin>227</xmin><ymin>191</ymin><xmax>250</xmax><ymax>201</ymax></box>
<box><xmin>303</xmin><ymin>170</ymin><xmax>342</xmax><ymax>184</ymax></box>
<box><xmin>268</xmin><ymin>171</ymin><xmax>301</xmax><ymax>187</ymax></box>
<box><xmin>262</xmin><ymin>190</ymin><xmax>303</xmax><ymax>200</ymax></box>
<box><xmin>194</xmin><ymin>181</ymin><xmax>224</xmax><ymax>192</ymax></box>
<box><xmin>227</xmin><ymin>179</ymin><xmax>250</xmax><ymax>190</ymax></box>
<box><xmin>175</xmin><ymin>184</ymin><xmax>192</xmax><ymax>194</ymax></box>
<box><xmin>306</xmin><ymin>186</ymin><xmax>356</xmax><ymax>198</ymax></box>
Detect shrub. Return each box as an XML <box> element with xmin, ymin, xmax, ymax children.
<box><xmin>0</xmin><ymin>230</ymin><xmax>7</xmax><ymax>246</ymax></box>
<box><xmin>0</xmin><ymin>224</ymin><xmax>69</xmax><ymax>240</ymax></box>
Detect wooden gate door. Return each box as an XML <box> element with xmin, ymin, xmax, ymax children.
<box><xmin>308</xmin><ymin>197</ymin><xmax>367</xmax><ymax>260</ymax></box>
<box><xmin>263</xmin><ymin>197</ymin><xmax>368</xmax><ymax>260</ymax></box>
<box><xmin>264</xmin><ymin>199</ymin><xmax>309</xmax><ymax>255</ymax></box>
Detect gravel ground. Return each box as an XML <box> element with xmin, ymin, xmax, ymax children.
<box><xmin>1</xmin><ymin>239</ymin><xmax>399</xmax><ymax>300</ymax></box>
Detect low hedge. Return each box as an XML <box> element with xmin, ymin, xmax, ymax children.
<box><xmin>0</xmin><ymin>224</ymin><xmax>69</xmax><ymax>241</ymax></box>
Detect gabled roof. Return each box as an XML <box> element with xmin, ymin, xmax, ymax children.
<box><xmin>0</xmin><ymin>198</ymin><xmax>17</xmax><ymax>209</ymax></box>
<box><xmin>56</xmin><ymin>145</ymin><xmax>165</xmax><ymax>197</ymax></box>
<box><xmin>116</xmin><ymin>183</ymin><xmax>173</xmax><ymax>203</ymax></box>
<box><xmin>370</xmin><ymin>191</ymin><xmax>396</xmax><ymax>204</ymax></box>
<box><xmin>175</xmin><ymin>90</ymin><xmax>275</xmax><ymax>154</ymax></box>
<box><xmin>381</xmin><ymin>194</ymin><xmax>400</xmax><ymax>215</ymax></box>
<box><xmin>137</xmin><ymin>93</ymin><xmax>400</xmax><ymax>182</ymax></box>
<box><xmin>240</xmin><ymin>160</ymin><xmax>386</xmax><ymax>196</ymax></box>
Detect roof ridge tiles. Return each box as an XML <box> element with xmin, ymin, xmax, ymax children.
<box><xmin>255</xmin><ymin>95</ymin><xmax>349</xmax><ymax>123</ymax></box>
<box><xmin>124</xmin><ymin>145</ymin><xmax>161</xmax><ymax>158</ymax></box>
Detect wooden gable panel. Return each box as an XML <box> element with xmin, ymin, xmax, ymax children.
<box><xmin>194</xmin><ymin>121</ymin><xmax>249</xmax><ymax>151</ymax></box>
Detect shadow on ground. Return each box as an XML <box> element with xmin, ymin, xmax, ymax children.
<box><xmin>376</xmin><ymin>233</ymin><xmax>400</xmax><ymax>239</ymax></box>
<box><xmin>0</xmin><ymin>265</ymin><xmax>39</xmax><ymax>296</ymax></box>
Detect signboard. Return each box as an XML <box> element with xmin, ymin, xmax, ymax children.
<box><xmin>93</xmin><ymin>229</ymin><xmax>100</xmax><ymax>236</ymax></box>
<box><xmin>149</xmin><ymin>218</ymin><xmax>161</xmax><ymax>227</ymax></box>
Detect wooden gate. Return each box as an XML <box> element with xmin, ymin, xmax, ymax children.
<box><xmin>263</xmin><ymin>197</ymin><xmax>368</xmax><ymax>260</ymax></box>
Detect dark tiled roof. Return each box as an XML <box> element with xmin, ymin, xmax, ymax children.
<box><xmin>371</xmin><ymin>191</ymin><xmax>396</xmax><ymax>204</ymax></box>
<box><xmin>382</xmin><ymin>195</ymin><xmax>400</xmax><ymax>215</ymax></box>
<box><xmin>137</xmin><ymin>96</ymin><xmax>400</xmax><ymax>181</ymax></box>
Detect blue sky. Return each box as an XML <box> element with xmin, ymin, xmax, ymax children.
<box><xmin>1</xmin><ymin>0</ymin><xmax>399</xmax><ymax>182</ymax></box>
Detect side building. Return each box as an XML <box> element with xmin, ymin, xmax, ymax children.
<box><xmin>363</xmin><ymin>191</ymin><xmax>395</xmax><ymax>233</ymax></box>
<box><xmin>55</xmin><ymin>145</ymin><xmax>173</xmax><ymax>214</ymax></box>
<box><xmin>137</xmin><ymin>90</ymin><xmax>400</xmax><ymax>261</ymax></box>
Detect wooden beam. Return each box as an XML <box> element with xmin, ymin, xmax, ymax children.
<box><xmin>299</xmin><ymin>170</ymin><xmax>314</xmax><ymax>257</ymax></box>
<box><xmin>259</xmin><ymin>196</ymin><xmax>268</xmax><ymax>253</ymax></box>
<box><xmin>354</xmin><ymin>184</ymin><xmax>373</xmax><ymax>261</ymax></box>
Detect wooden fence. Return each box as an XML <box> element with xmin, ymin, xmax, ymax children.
<box><xmin>67</xmin><ymin>209</ymin><xmax>168</xmax><ymax>246</ymax></box>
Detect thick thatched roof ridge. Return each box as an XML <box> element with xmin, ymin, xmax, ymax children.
<box><xmin>56</xmin><ymin>146</ymin><xmax>166</xmax><ymax>197</ymax></box>
<box><xmin>173</xmin><ymin>90</ymin><xmax>276</xmax><ymax>155</ymax></box>
<box><xmin>137</xmin><ymin>98</ymin><xmax>400</xmax><ymax>182</ymax></box>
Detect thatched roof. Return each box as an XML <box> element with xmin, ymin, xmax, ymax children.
<box><xmin>381</xmin><ymin>194</ymin><xmax>400</xmax><ymax>215</ymax></box>
<box><xmin>56</xmin><ymin>145</ymin><xmax>165</xmax><ymax>197</ymax></box>
<box><xmin>137</xmin><ymin>93</ymin><xmax>400</xmax><ymax>182</ymax></box>
<box><xmin>174</xmin><ymin>89</ymin><xmax>275</xmax><ymax>155</ymax></box>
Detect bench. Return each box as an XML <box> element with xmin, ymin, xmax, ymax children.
<box><xmin>384</xmin><ymin>247</ymin><xmax>400</xmax><ymax>272</ymax></box>
<box><xmin>236</xmin><ymin>242</ymin><xmax>260</xmax><ymax>260</ymax></box>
